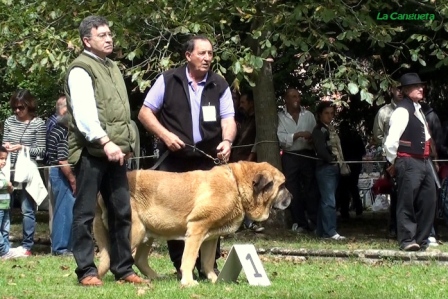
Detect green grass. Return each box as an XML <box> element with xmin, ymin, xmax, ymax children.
<box><xmin>2</xmin><ymin>210</ymin><xmax>448</xmax><ymax>298</ymax></box>
<box><xmin>2</xmin><ymin>253</ymin><xmax>448</xmax><ymax>298</ymax></box>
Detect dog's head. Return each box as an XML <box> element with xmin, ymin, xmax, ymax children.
<box><xmin>235</xmin><ymin>161</ymin><xmax>291</xmax><ymax>222</ymax></box>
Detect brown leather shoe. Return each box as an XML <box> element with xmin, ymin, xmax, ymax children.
<box><xmin>119</xmin><ymin>273</ymin><xmax>149</xmax><ymax>284</ymax></box>
<box><xmin>79</xmin><ymin>276</ymin><xmax>103</xmax><ymax>286</ymax></box>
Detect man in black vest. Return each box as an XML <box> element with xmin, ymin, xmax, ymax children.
<box><xmin>138</xmin><ymin>35</ymin><xmax>236</xmax><ymax>279</ymax></box>
<box><xmin>384</xmin><ymin>73</ymin><xmax>436</xmax><ymax>251</ymax></box>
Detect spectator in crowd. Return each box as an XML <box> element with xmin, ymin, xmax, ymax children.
<box><xmin>440</xmin><ymin>121</ymin><xmax>448</xmax><ymax>225</ymax></box>
<box><xmin>138</xmin><ymin>35</ymin><xmax>236</xmax><ymax>280</ymax></box>
<box><xmin>337</xmin><ymin>121</ymin><xmax>366</xmax><ymax>218</ymax></box>
<box><xmin>312</xmin><ymin>101</ymin><xmax>345</xmax><ymax>240</ymax></box>
<box><xmin>232</xmin><ymin>88</ymin><xmax>245</xmax><ymax>125</ymax></box>
<box><xmin>1</xmin><ymin>89</ymin><xmax>46</xmax><ymax>257</ymax></box>
<box><xmin>373</xmin><ymin>83</ymin><xmax>403</xmax><ymax>238</ymax></box>
<box><xmin>0</xmin><ymin>146</ymin><xmax>19</xmax><ymax>259</ymax></box>
<box><xmin>420</xmin><ymin>101</ymin><xmax>443</xmax><ymax>246</ymax></box>
<box><xmin>65</xmin><ymin>15</ymin><xmax>146</xmax><ymax>286</ymax></box>
<box><xmin>231</xmin><ymin>91</ymin><xmax>257</xmax><ymax>162</ymax></box>
<box><xmin>46</xmin><ymin>95</ymin><xmax>67</xmax><ymax>140</ymax></box>
<box><xmin>47</xmin><ymin>108</ymin><xmax>75</xmax><ymax>256</ymax></box>
<box><xmin>45</xmin><ymin>95</ymin><xmax>67</xmax><ymax>242</ymax></box>
<box><xmin>230</xmin><ymin>90</ymin><xmax>263</xmax><ymax>232</ymax></box>
<box><xmin>384</xmin><ymin>73</ymin><xmax>436</xmax><ymax>251</ymax></box>
<box><xmin>127</xmin><ymin>120</ymin><xmax>141</xmax><ymax>171</ymax></box>
<box><xmin>277</xmin><ymin>88</ymin><xmax>318</xmax><ymax>234</ymax></box>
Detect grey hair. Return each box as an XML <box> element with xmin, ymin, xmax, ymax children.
<box><xmin>184</xmin><ymin>35</ymin><xmax>213</xmax><ymax>53</ymax></box>
<box><xmin>79</xmin><ymin>15</ymin><xmax>109</xmax><ymax>47</ymax></box>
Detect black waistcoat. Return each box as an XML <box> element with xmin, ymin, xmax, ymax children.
<box><xmin>159</xmin><ymin>65</ymin><xmax>229</xmax><ymax>158</ymax></box>
<box><xmin>397</xmin><ymin>98</ymin><xmax>426</xmax><ymax>155</ymax></box>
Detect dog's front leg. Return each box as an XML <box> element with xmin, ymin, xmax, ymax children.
<box><xmin>180</xmin><ymin>231</ymin><xmax>205</xmax><ymax>287</ymax></box>
<box><xmin>200</xmin><ymin>238</ymin><xmax>219</xmax><ymax>283</ymax></box>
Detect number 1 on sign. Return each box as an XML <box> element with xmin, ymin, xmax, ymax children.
<box><xmin>246</xmin><ymin>253</ymin><xmax>262</xmax><ymax>278</ymax></box>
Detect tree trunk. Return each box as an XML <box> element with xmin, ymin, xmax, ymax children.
<box><xmin>252</xmin><ymin>60</ymin><xmax>282</xmax><ymax>170</ymax></box>
<box><xmin>253</xmin><ymin>60</ymin><xmax>287</xmax><ymax>229</ymax></box>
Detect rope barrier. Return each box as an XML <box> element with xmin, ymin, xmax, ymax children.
<box><xmin>9</xmin><ymin>139</ymin><xmax>448</xmax><ymax>172</ymax></box>
<box><xmin>9</xmin><ymin>154</ymin><xmax>159</xmax><ymax>172</ymax></box>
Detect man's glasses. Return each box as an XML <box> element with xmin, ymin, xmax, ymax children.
<box><xmin>12</xmin><ymin>105</ymin><xmax>26</xmax><ymax>111</ymax></box>
<box><xmin>93</xmin><ymin>32</ymin><xmax>115</xmax><ymax>40</ymax></box>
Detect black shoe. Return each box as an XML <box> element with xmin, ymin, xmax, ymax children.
<box><xmin>400</xmin><ymin>243</ymin><xmax>420</xmax><ymax>251</ymax></box>
<box><xmin>339</xmin><ymin>213</ymin><xmax>350</xmax><ymax>220</ymax></box>
<box><xmin>52</xmin><ymin>251</ymin><xmax>73</xmax><ymax>256</ymax></box>
<box><xmin>388</xmin><ymin>229</ymin><xmax>397</xmax><ymax>239</ymax></box>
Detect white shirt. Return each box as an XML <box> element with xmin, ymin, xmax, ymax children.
<box><xmin>67</xmin><ymin>50</ymin><xmax>107</xmax><ymax>142</ymax></box>
<box><xmin>277</xmin><ymin>106</ymin><xmax>316</xmax><ymax>151</ymax></box>
<box><xmin>384</xmin><ymin>101</ymin><xmax>431</xmax><ymax>164</ymax></box>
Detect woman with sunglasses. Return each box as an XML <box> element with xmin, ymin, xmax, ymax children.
<box><xmin>1</xmin><ymin>89</ymin><xmax>46</xmax><ymax>257</ymax></box>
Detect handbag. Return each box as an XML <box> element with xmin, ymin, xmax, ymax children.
<box><xmin>14</xmin><ymin>146</ymin><xmax>33</xmax><ymax>183</ymax></box>
<box><xmin>339</xmin><ymin>162</ymin><xmax>351</xmax><ymax>176</ymax></box>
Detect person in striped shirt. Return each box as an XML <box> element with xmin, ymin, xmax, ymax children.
<box><xmin>47</xmin><ymin>110</ymin><xmax>75</xmax><ymax>256</ymax></box>
<box><xmin>2</xmin><ymin>89</ymin><xmax>46</xmax><ymax>257</ymax></box>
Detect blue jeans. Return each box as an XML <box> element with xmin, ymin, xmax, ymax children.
<box><xmin>14</xmin><ymin>187</ymin><xmax>36</xmax><ymax>250</ymax></box>
<box><xmin>316</xmin><ymin>164</ymin><xmax>340</xmax><ymax>238</ymax></box>
<box><xmin>50</xmin><ymin>167</ymin><xmax>75</xmax><ymax>254</ymax></box>
<box><xmin>0</xmin><ymin>209</ymin><xmax>10</xmax><ymax>256</ymax></box>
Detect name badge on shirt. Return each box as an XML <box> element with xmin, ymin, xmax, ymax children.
<box><xmin>202</xmin><ymin>106</ymin><xmax>217</xmax><ymax>122</ymax></box>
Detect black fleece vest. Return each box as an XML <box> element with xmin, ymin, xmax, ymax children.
<box><xmin>159</xmin><ymin>65</ymin><xmax>229</xmax><ymax>158</ymax></box>
<box><xmin>397</xmin><ymin>98</ymin><xmax>426</xmax><ymax>155</ymax></box>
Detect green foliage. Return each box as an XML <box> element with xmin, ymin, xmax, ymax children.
<box><xmin>1</xmin><ymin>0</ymin><xmax>448</xmax><ymax>123</ymax></box>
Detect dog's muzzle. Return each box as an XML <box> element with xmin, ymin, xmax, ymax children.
<box><xmin>273</xmin><ymin>187</ymin><xmax>292</xmax><ymax>210</ymax></box>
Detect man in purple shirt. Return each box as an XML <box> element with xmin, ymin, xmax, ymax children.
<box><xmin>138</xmin><ymin>35</ymin><xmax>236</xmax><ymax>280</ymax></box>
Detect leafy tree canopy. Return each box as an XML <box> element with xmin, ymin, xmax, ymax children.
<box><xmin>1</xmin><ymin>0</ymin><xmax>447</xmax><ymax>127</ymax></box>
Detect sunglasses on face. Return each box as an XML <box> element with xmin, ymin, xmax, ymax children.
<box><xmin>12</xmin><ymin>105</ymin><xmax>26</xmax><ymax>111</ymax></box>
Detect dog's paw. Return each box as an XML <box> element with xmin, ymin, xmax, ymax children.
<box><xmin>180</xmin><ymin>279</ymin><xmax>199</xmax><ymax>288</ymax></box>
<box><xmin>210</xmin><ymin>274</ymin><xmax>218</xmax><ymax>283</ymax></box>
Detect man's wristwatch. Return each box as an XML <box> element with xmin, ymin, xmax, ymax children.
<box><xmin>223</xmin><ymin>139</ymin><xmax>233</xmax><ymax>146</ymax></box>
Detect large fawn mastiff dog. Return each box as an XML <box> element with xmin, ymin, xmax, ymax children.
<box><xmin>93</xmin><ymin>161</ymin><xmax>291</xmax><ymax>287</ymax></box>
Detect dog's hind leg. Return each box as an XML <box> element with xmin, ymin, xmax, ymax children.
<box><xmin>93</xmin><ymin>199</ymin><xmax>111</xmax><ymax>278</ymax></box>
<box><xmin>134</xmin><ymin>237</ymin><xmax>158</xmax><ymax>279</ymax></box>
<box><xmin>200</xmin><ymin>238</ymin><xmax>219</xmax><ymax>283</ymax></box>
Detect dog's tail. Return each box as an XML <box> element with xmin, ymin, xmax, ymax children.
<box><xmin>93</xmin><ymin>195</ymin><xmax>111</xmax><ymax>278</ymax></box>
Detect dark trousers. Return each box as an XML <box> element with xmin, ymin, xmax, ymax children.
<box><xmin>338</xmin><ymin>164</ymin><xmax>363</xmax><ymax>216</ymax></box>
<box><xmin>389</xmin><ymin>184</ymin><xmax>398</xmax><ymax>234</ymax></box>
<box><xmin>281</xmin><ymin>150</ymin><xmax>319</xmax><ymax>229</ymax></box>
<box><xmin>383</xmin><ymin>163</ymin><xmax>398</xmax><ymax>234</ymax></box>
<box><xmin>395</xmin><ymin>157</ymin><xmax>436</xmax><ymax>248</ymax></box>
<box><xmin>158</xmin><ymin>155</ymin><xmax>220</xmax><ymax>271</ymax></box>
<box><xmin>72</xmin><ymin>150</ymin><xmax>134</xmax><ymax>281</ymax></box>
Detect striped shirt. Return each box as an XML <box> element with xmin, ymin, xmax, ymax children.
<box><xmin>46</xmin><ymin>124</ymin><xmax>69</xmax><ymax>165</ymax></box>
<box><xmin>0</xmin><ymin>170</ymin><xmax>11</xmax><ymax>209</ymax></box>
<box><xmin>2</xmin><ymin>116</ymin><xmax>46</xmax><ymax>165</ymax></box>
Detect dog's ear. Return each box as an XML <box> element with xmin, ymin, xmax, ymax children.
<box><xmin>253</xmin><ymin>171</ymin><xmax>273</xmax><ymax>194</ymax></box>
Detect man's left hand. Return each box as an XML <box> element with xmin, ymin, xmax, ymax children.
<box><xmin>217</xmin><ymin>140</ymin><xmax>232</xmax><ymax>162</ymax></box>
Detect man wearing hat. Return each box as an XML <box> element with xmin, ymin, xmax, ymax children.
<box><xmin>384</xmin><ymin>73</ymin><xmax>436</xmax><ymax>251</ymax></box>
